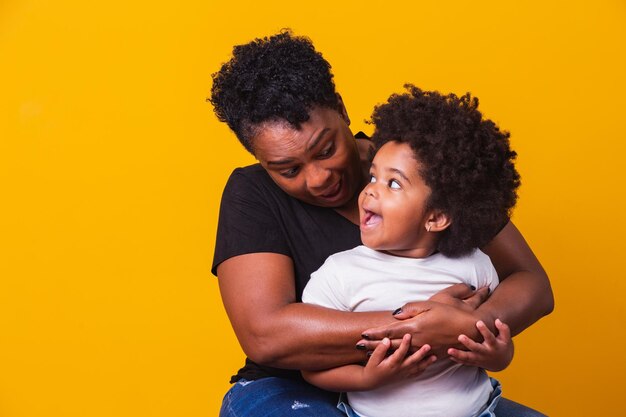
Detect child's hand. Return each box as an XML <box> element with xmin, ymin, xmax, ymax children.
<box><xmin>447</xmin><ymin>319</ymin><xmax>513</xmax><ymax>372</ymax></box>
<box><xmin>361</xmin><ymin>333</ymin><xmax>437</xmax><ymax>389</ymax></box>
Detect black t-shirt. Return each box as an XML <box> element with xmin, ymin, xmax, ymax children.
<box><xmin>212</xmin><ymin>164</ymin><xmax>362</xmax><ymax>382</ymax></box>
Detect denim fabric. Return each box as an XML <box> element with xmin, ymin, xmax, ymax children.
<box><xmin>494</xmin><ymin>397</ymin><xmax>548</xmax><ymax>417</ymax></box>
<box><xmin>336</xmin><ymin>392</ymin><xmax>359</xmax><ymax>417</ymax></box>
<box><xmin>478</xmin><ymin>378</ymin><xmax>502</xmax><ymax>417</ymax></box>
<box><xmin>219</xmin><ymin>376</ymin><xmax>547</xmax><ymax>417</ymax></box>
<box><xmin>219</xmin><ymin>377</ymin><xmax>344</xmax><ymax>417</ymax></box>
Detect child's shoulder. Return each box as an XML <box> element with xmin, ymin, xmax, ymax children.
<box><xmin>434</xmin><ymin>248</ymin><xmax>495</xmax><ymax>274</ymax></box>
<box><xmin>459</xmin><ymin>248</ymin><xmax>491</xmax><ymax>263</ymax></box>
<box><xmin>325</xmin><ymin>245</ymin><xmax>373</xmax><ymax>265</ymax></box>
<box><xmin>440</xmin><ymin>249</ymin><xmax>498</xmax><ymax>288</ymax></box>
<box><xmin>443</xmin><ymin>248</ymin><xmax>490</xmax><ymax>262</ymax></box>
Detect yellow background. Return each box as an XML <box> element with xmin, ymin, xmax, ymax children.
<box><xmin>1</xmin><ymin>1</ymin><xmax>624</xmax><ymax>416</ymax></box>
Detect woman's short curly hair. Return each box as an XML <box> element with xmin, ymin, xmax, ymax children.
<box><xmin>370</xmin><ymin>85</ymin><xmax>521</xmax><ymax>257</ymax></box>
<box><xmin>209</xmin><ymin>30</ymin><xmax>341</xmax><ymax>153</ymax></box>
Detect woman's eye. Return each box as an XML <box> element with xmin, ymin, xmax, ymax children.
<box><xmin>318</xmin><ymin>143</ymin><xmax>335</xmax><ymax>158</ymax></box>
<box><xmin>281</xmin><ymin>167</ymin><xmax>300</xmax><ymax>178</ymax></box>
<box><xmin>389</xmin><ymin>180</ymin><xmax>401</xmax><ymax>189</ymax></box>
<box><xmin>369</xmin><ymin>175</ymin><xmax>376</xmax><ymax>183</ymax></box>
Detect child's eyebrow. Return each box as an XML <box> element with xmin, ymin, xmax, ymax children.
<box><xmin>387</xmin><ymin>168</ymin><xmax>411</xmax><ymax>184</ymax></box>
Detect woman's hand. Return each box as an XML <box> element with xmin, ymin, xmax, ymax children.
<box><xmin>426</xmin><ymin>283</ymin><xmax>490</xmax><ymax>312</ymax></box>
<box><xmin>360</xmin><ymin>334</ymin><xmax>436</xmax><ymax>390</ymax></box>
<box><xmin>355</xmin><ymin>284</ymin><xmax>490</xmax><ymax>356</ymax></box>
<box><xmin>448</xmin><ymin>319</ymin><xmax>514</xmax><ymax>372</ymax></box>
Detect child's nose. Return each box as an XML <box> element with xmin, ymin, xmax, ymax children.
<box><xmin>363</xmin><ymin>183</ymin><xmax>378</xmax><ymax>198</ymax></box>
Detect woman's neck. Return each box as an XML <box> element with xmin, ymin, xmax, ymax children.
<box><xmin>335</xmin><ymin>170</ymin><xmax>369</xmax><ymax>224</ymax></box>
<box><xmin>333</xmin><ymin>195</ymin><xmax>360</xmax><ymax>224</ymax></box>
<box><xmin>334</xmin><ymin>138</ymin><xmax>372</xmax><ymax>224</ymax></box>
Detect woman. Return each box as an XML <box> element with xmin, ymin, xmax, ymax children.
<box><xmin>209</xmin><ymin>30</ymin><xmax>553</xmax><ymax>417</ymax></box>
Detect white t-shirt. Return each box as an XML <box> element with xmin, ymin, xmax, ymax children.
<box><xmin>302</xmin><ymin>245</ymin><xmax>499</xmax><ymax>417</ymax></box>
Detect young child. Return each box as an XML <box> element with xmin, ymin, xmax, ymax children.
<box><xmin>301</xmin><ymin>85</ymin><xmax>521</xmax><ymax>417</ymax></box>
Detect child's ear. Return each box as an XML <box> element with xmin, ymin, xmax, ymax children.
<box><xmin>425</xmin><ymin>211</ymin><xmax>451</xmax><ymax>233</ymax></box>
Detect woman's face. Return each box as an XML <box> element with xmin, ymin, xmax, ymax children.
<box><xmin>251</xmin><ymin>107</ymin><xmax>363</xmax><ymax>208</ymax></box>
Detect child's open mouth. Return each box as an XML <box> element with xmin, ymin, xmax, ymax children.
<box><xmin>361</xmin><ymin>209</ymin><xmax>382</xmax><ymax>228</ymax></box>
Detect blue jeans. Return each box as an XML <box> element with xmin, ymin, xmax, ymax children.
<box><xmin>219</xmin><ymin>377</ymin><xmax>547</xmax><ymax>417</ymax></box>
<box><xmin>220</xmin><ymin>378</ymin><xmax>344</xmax><ymax>416</ymax></box>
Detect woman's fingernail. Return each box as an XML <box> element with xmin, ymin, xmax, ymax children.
<box><xmin>470</xmin><ymin>285</ymin><xmax>476</xmax><ymax>291</ymax></box>
<box><xmin>392</xmin><ymin>308</ymin><xmax>403</xmax><ymax>315</ymax></box>
<box><xmin>356</xmin><ymin>343</ymin><xmax>366</xmax><ymax>350</ymax></box>
<box><xmin>361</xmin><ymin>333</ymin><xmax>371</xmax><ymax>340</ymax></box>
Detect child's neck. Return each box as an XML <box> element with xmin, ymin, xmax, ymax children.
<box><xmin>379</xmin><ymin>244</ymin><xmax>438</xmax><ymax>259</ymax></box>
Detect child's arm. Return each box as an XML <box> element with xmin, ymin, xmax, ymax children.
<box><xmin>302</xmin><ymin>335</ymin><xmax>436</xmax><ymax>392</ymax></box>
<box><xmin>447</xmin><ymin>319</ymin><xmax>513</xmax><ymax>372</ymax></box>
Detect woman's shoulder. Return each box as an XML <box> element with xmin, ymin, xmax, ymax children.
<box><xmin>354</xmin><ymin>131</ymin><xmax>375</xmax><ymax>167</ymax></box>
<box><xmin>223</xmin><ymin>163</ymin><xmax>281</xmax><ymax>198</ymax></box>
<box><xmin>228</xmin><ymin>163</ymin><xmax>270</xmax><ymax>183</ymax></box>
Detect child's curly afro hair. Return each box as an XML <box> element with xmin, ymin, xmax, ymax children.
<box><xmin>209</xmin><ymin>30</ymin><xmax>342</xmax><ymax>153</ymax></box>
<box><xmin>370</xmin><ymin>85</ymin><xmax>521</xmax><ymax>257</ymax></box>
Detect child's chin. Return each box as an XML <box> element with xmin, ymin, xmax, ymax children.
<box><xmin>362</xmin><ymin>239</ymin><xmax>383</xmax><ymax>251</ymax></box>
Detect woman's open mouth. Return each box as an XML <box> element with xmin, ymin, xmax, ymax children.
<box><xmin>317</xmin><ymin>180</ymin><xmax>344</xmax><ymax>202</ymax></box>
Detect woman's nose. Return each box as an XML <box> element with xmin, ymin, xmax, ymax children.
<box><xmin>306</xmin><ymin>164</ymin><xmax>332</xmax><ymax>189</ymax></box>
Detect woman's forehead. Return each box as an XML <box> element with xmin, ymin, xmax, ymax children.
<box><xmin>253</xmin><ymin>120</ymin><xmax>306</xmax><ymax>149</ymax></box>
<box><xmin>251</xmin><ymin>108</ymin><xmax>343</xmax><ymax>153</ymax></box>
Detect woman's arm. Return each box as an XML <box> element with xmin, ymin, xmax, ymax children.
<box><xmin>217</xmin><ymin>252</ymin><xmax>395</xmax><ymax>371</ymax></box>
<box><xmin>358</xmin><ymin>221</ymin><xmax>554</xmax><ymax>351</ymax></box>
<box><xmin>477</xmin><ymin>221</ymin><xmax>554</xmax><ymax>335</ymax></box>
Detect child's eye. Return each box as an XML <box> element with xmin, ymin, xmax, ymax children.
<box><xmin>369</xmin><ymin>175</ymin><xmax>377</xmax><ymax>183</ymax></box>
<box><xmin>389</xmin><ymin>179</ymin><xmax>401</xmax><ymax>189</ymax></box>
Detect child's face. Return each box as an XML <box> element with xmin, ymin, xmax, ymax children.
<box><xmin>359</xmin><ymin>141</ymin><xmax>434</xmax><ymax>257</ymax></box>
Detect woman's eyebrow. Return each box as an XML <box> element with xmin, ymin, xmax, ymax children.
<box><xmin>267</xmin><ymin>157</ymin><xmax>295</xmax><ymax>166</ymax></box>
<box><xmin>267</xmin><ymin>128</ymin><xmax>331</xmax><ymax>166</ymax></box>
<box><xmin>306</xmin><ymin>128</ymin><xmax>330</xmax><ymax>151</ymax></box>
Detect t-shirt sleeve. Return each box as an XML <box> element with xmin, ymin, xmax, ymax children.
<box><xmin>211</xmin><ymin>168</ymin><xmax>291</xmax><ymax>276</ymax></box>
<box><xmin>474</xmin><ymin>250</ymin><xmax>500</xmax><ymax>293</ymax></box>
<box><xmin>302</xmin><ymin>257</ymin><xmax>350</xmax><ymax>311</ymax></box>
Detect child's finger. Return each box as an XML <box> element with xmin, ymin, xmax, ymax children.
<box><xmin>495</xmin><ymin>319</ymin><xmax>511</xmax><ymax>342</ymax></box>
<box><xmin>457</xmin><ymin>333</ymin><xmax>485</xmax><ymax>353</ymax></box>
<box><xmin>386</xmin><ymin>334</ymin><xmax>411</xmax><ymax>363</ymax></box>
<box><xmin>366</xmin><ymin>337</ymin><xmax>391</xmax><ymax>367</ymax></box>
<box><xmin>404</xmin><ymin>343</ymin><xmax>433</xmax><ymax>366</ymax></box>
<box><xmin>447</xmin><ymin>348</ymin><xmax>479</xmax><ymax>366</ymax></box>
<box><xmin>476</xmin><ymin>320</ymin><xmax>497</xmax><ymax>345</ymax></box>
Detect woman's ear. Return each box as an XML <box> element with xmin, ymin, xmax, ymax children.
<box><xmin>425</xmin><ymin>211</ymin><xmax>451</xmax><ymax>233</ymax></box>
<box><xmin>336</xmin><ymin>93</ymin><xmax>351</xmax><ymax>126</ymax></box>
